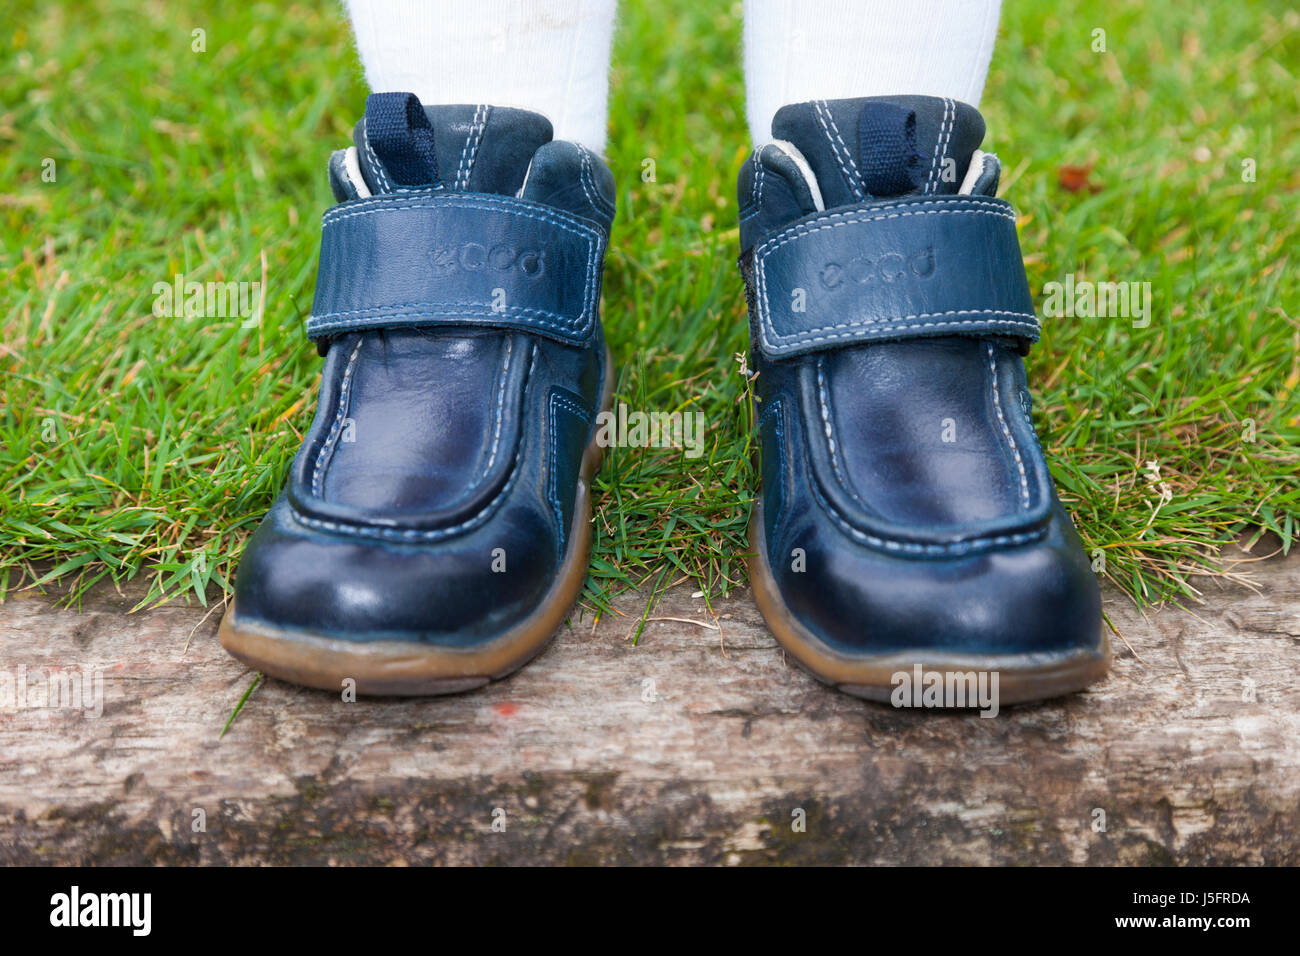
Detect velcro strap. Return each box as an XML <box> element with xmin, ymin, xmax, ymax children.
<box><xmin>308</xmin><ymin>192</ymin><xmax>606</xmax><ymax>345</ymax></box>
<box><xmin>751</xmin><ymin>196</ymin><xmax>1037</xmax><ymax>358</ymax></box>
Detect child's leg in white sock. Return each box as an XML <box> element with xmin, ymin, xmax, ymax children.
<box><xmin>743</xmin><ymin>0</ymin><xmax>1002</xmax><ymax>142</ymax></box>
<box><xmin>343</xmin><ymin>0</ymin><xmax>617</xmax><ymax>152</ymax></box>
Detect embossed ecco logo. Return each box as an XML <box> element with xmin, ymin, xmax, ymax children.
<box><xmin>429</xmin><ymin>243</ymin><xmax>545</xmax><ymax>279</ymax></box>
<box><xmin>819</xmin><ymin>246</ymin><xmax>935</xmax><ymax>290</ymax></box>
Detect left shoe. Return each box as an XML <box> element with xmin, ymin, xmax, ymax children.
<box><xmin>736</xmin><ymin>95</ymin><xmax>1109</xmax><ymax>705</ymax></box>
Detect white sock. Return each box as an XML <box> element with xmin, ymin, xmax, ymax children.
<box><xmin>343</xmin><ymin>0</ymin><xmax>617</xmax><ymax>153</ymax></box>
<box><xmin>743</xmin><ymin>0</ymin><xmax>1002</xmax><ymax>143</ymax></box>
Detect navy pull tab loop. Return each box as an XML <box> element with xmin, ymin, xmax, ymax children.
<box><xmin>364</xmin><ymin>92</ymin><xmax>440</xmax><ymax>188</ymax></box>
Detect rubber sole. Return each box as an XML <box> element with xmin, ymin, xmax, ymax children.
<box><xmin>218</xmin><ymin>346</ymin><xmax>614</xmax><ymax>697</ymax></box>
<box><xmin>747</xmin><ymin>499</ymin><xmax>1111</xmax><ymax>706</ymax></box>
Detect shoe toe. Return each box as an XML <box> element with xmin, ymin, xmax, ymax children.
<box><xmin>769</xmin><ymin>506</ymin><xmax>1104</xmax><ymax>663</ymax></box>
<box><xmin>232</xmin><ymin>496</ymin><xmax>560</xmax><ymax>648</ymax></box>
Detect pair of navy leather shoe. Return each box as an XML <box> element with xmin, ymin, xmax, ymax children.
<box><xmin>220</xmin><ymin>93</ymin><xmax>1108</xmax><ymax>704</ymax></box>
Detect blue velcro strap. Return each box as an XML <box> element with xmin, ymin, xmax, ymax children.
<box><xmin>308</xmin><ymin>191</ymin><xmax>606</xmax><ymax>346</ymax></box>
<box><xmin>751</xmin><ymin>195</ymin><xmax>1038</xmax><ymax>358</ymax></box>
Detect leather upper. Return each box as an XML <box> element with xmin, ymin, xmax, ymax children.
<box><xmin>749</xmin><ymin>194</ymin><xmax>1038</xmax><ymax>356</ymax></box>
<box><xmin>233</xmin><ymin>96</ymin><xmax>614</xmax><ymax>646</ymax></box>
<box><xmin>739</xmin><ymin>96</ymin><xmax>1103</xmax><ymax>659</ymax></box>
<box><xmin>309</xmin><ymin>192</ymin><xmax>606</xmax><ymax>345</ymax></box>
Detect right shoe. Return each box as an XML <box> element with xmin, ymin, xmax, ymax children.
<box><xmin>219</xmin><ymin>94</ymin><xmax>616</xmax><ymax>696</ymax></box>
<box><xmin>736</xmin><ymin>96</ymin><xmax>1109</xmax><ymax>705</ymax></box>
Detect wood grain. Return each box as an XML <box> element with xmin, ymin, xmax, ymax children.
<box><xmin>1</xmin><ymin>551</ymin><xmax>1297</xmax><ymax>865</ymax></box>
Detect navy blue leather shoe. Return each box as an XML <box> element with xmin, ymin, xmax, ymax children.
<box><xmin>738</xmin><ymin>96</ymin><xmax>1108</xmax><ymax>704</ymax></box>
<box><xmin>219</xmin><ymin>94</ymin><xmax>615</xmax><ymax>695</ymax></box>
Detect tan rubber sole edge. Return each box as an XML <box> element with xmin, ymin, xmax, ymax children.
<box><xmin>218</xmin><ymin>346</ymin><xmax>615</xmax><ymax>697</ymax></box>
<box><xmin>747</xmin><ymin>500</ymin><xmax>1111</xmax><ymax>706</ymax></box>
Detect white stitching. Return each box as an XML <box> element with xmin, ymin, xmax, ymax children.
<box><xmin>547</xmin><ymin>390</ymin><xmax>594</xmax><ymax>554</ymax></box>
<box><xmin>321</xmin><ymin>190</ymin><xmax>604</xmax><ymax>231</ymax></box>
<box><xmin>438</xmin><ymin>337</ymin><xmax>524</xmax><ymax>511</ymax></box>
<box><xmin>289</xmin><ymin>334</ymin><xmax>539</xmax><ymax>544</ymax></box>
<box><xmin>816</xmin><ymin>357</ymin><xmax>869</xmax><ymax>510</ymax></box>
<box><xmin>754</xmin><ymin>196</ymin><xmax>1016</xmax><ymax>252</ymax></box>
<box><xmin>575</xmin><ymin>145</ymin><xmax>599</xmax><ymax>211</ymax></box>
<box><xmin>987</xmin><ymin>341</ymin><xmax>1030</xmax><ymax>510</ymax></box>
<box><xmin>794</xmin><ymin>411</ymin><xmax>1047</xmax><ymax>555</ymax></box>
<box><xmin>761</xmin><ymin>314</ymin><xmax>1037</xmax><ymax>352</ymax></box>
<box><xmin>361</xmin><ymin>117</ymin><xmax>393</xmax><ymax>193</ymax></box>
<box><xmin>752</xmin><ymin>200</ymin><xmax>1036</xmax><ymax>349</ymax></box>
<box><xmin>416</xmin><ymin>338</ymin><xmax>522</xmax><ymax>522</ymax></box>
<box><xmin>935</xmin><ymin>98</ymin><xmax>955</xmax><ymax>192</ymax></box>
<box><xmin>314</xmin><ymin>301</ymin><xmax>589</xmax><ymax>324</ymax></box>
<box><xmin>453</xmin><ymin>105</ymin><xmax>474</xmax><ymax>188</ymax></box>
<box><xmin>813</xmin><ymin>100</ymin><xmax>865</xmax><ymax>201</ymax></box>
<box><xmin>309</xmin><ymin>310</ymin><xmax>594</xmax><ymax>342</ymax></box>
<box><xmin>576</xmin><ymin>144</ymin><xmax>615</xmax><ymax>218</ymax></box>
<box><xmin>454</xmin><ymin>104</ymin><xmax>484</xmax><ymax>190</ymax></box>
<box><xmin>307</xmin><ymin>337</ymin><xmax>518</xmax><ymax>515</ymax></box>
<box><xmin>756</xmin><ymin>397</ymin><xmax>786</xmax><ymax>530</ymax></box>
<box><xmin>292</xmin><ymin>446</ymin><xmax>523</xmax><ymax>542</ymax></box>
<box><xmin>312</xmin><ymin>193</ymin><xmax>604</xmax><ymax>340</ymax></box>
<box><xmin>485</xmin><ymin>337</ymin><xmax>513</xmax><ymax>472</ymax></box>
<box><xmin>461</xmin><ymin>104</ymin><xmax>489</xmax><ymax>190</ymax></box>
<box><xmin>293</xmin><ymin>336</ymin><xmax>537</xmax><ymax>543</ymax></box>
<box><xmin>755</xmin><ymin>388</ymin><xmax>1044</xmax><ymax>555</ymax></box>
<box><xmin>311</xmin><ymin>337</ymin><xmax>365</xmax><ymax>495</ymax></box>
<box><xmin>808</xmin><ymin>461</ymin><xmax>1046</xmax><ymax>555</ymax></box>
<box><xmin>925</xmin><ymin>98</ymin><xmax>953</xmax><ymax>194</ymax></box>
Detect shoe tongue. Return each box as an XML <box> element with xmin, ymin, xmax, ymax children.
<box><xmin>771</xmin><ymin>95</ymin><xmax>985</xmax><ymax>206</ymax></box>
<box><xmin>763</xmin><ymin>99</ymin><xmax>1014</xmax><ymax>528</ymax></box>
<box><xmin>354</xmin><ymin>93</ymin><xmax>553</xmax><ymax>196</ymax></box>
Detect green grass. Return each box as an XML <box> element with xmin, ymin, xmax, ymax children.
<box><xmin>2</xmin><ymin>0</ymin><xmax>1297</xmax><ymax>614</ymax></box>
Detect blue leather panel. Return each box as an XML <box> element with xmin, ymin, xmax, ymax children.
<box><xmin>545</xmin><ymin>387</ymin><xmax>594</xmax><ymax>561</ymax></box>
<box><xmin>751</xmin><ymin>195</ymin><xmax>1037</xmax><ymax>357</ymax></box>
<box><xmin>308</xmin><ymin>191</ymin><xmax>606</xmax><ymax>346</ymax></box>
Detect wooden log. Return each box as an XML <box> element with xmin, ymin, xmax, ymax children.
<box><xmin>1</xmin><ymin>551</ymin><xmax>1297</xmax><ymax>865</ymax></box>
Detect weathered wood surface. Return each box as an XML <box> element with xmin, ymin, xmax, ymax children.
<box><xmin>1</xmin><ymin>550</ymin><xmax>1297</xmax><ymax>865</ymax></box>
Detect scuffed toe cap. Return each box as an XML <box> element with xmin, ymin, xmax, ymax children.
<box><xmin>232</xmin><ymin>495</ymin><xmax>561</xmax><ymax>648</ymax></box>
<box><xmin>768</xmin><ymin>503</ymin><xmax>1104</xmax><ymax>662</ymax></box>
